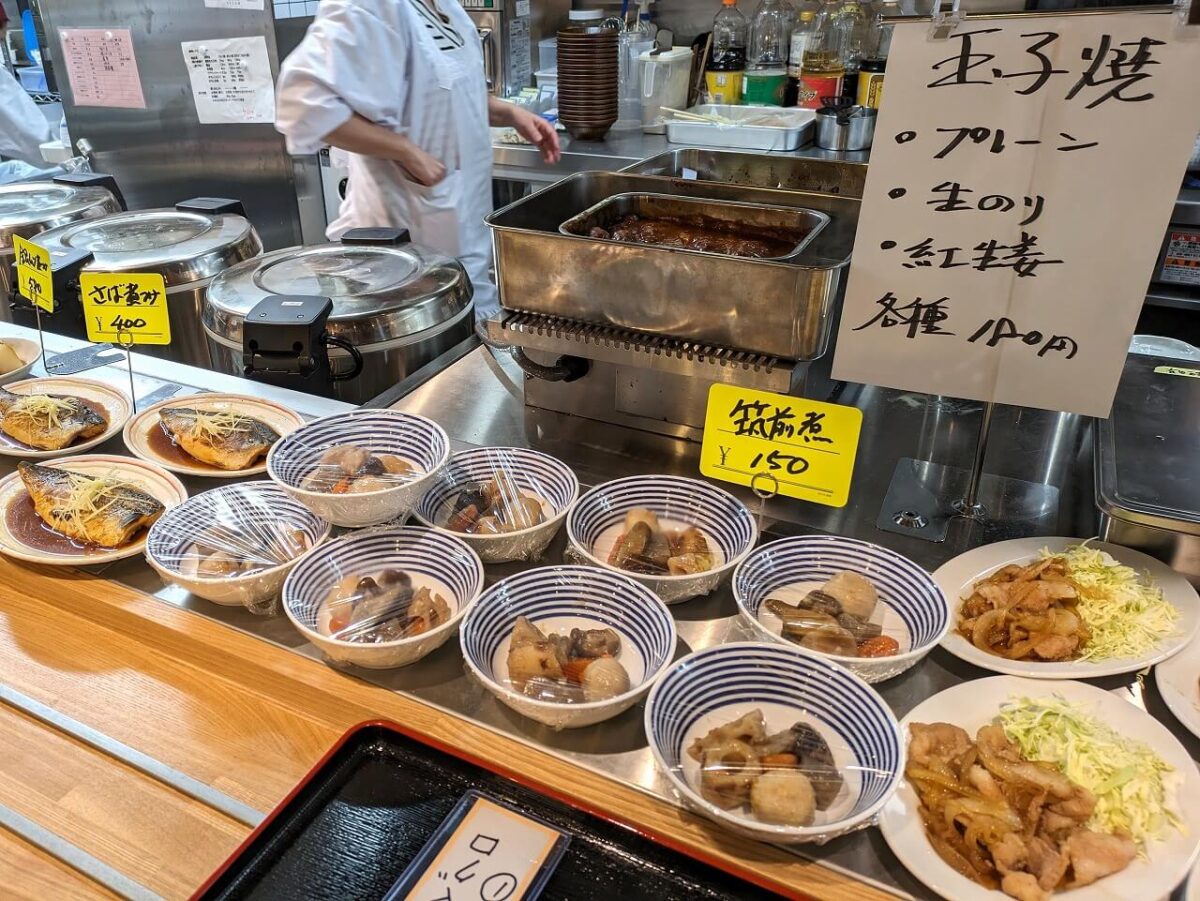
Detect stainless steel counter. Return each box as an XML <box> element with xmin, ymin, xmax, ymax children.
<box><xmin>3</xmin><ymin>325</ymin><xmax>1195</xmax><ymax>900</ymax></box>
<box><xmin>493</xmin><ymin>129</ymin><xmax>870</xmax><ymax>183</ymax></box>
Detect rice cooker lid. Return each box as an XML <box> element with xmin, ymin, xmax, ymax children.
<box><xmin>0</xmin><ymin>182</ymin><xmax>121</xmax><ymax>247</ymax></box>
<box><xmin>32</xmin><ymin>203</ymin><xmax>261</xmax><ymax>287</ymax></box>
<box><xmin>203</xmin><ymin>236</ymin><xmax>472</xmax><ymax>346</ymax></box>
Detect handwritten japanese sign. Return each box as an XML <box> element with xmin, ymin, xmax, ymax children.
<box><xmin>80</xmin><ymin>273</ymin><xmax>171</xmax><ymax>345</ymax></box>
<box><xmin>12</xmin><ymin>236</ymin><xmax>53</xmax><ymax>314</ymax></box>
<box><xmin>699</xmin><ymin>385</ymin><xmax>862</xmax><ymax>508</ymax></box>
<box><xmin>402</xmin><ymin>795</ymin><xmax>565</xmax><ymax>901</ymax></box>
<box><xmin>59</xmin><ymin>28</ymin><xmax>146</xmax><ymax>110</ymax></box>
<box><xmin>833</xmin><ymin>15</ymin><xmax>1200</xmax><ymax>417</ymax></box>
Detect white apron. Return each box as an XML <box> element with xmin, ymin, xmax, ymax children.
<box><xmin>277</xmin><ymin>0</ymin><xmax>497</xmax><ymax>317</ymax></box>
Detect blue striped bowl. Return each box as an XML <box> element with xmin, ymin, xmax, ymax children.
<box><xmin>144</xmin><ymin>481</ymin><xmax>331</xmax><ymax>609</ymax></box>
<box><xmin>565</xmin><ymin>475</ymin><xmax>758</xmax><ymax>605</ymax></box>
<box><xmin>414</xmin><ymin>447</ymin><xmax>579</xmax><ymax>564</ymax></box>
<box><xmin>283</xmin><ymin>526</ymin><xmax>484</xmax><ymax>669</ymax></box>
<box><xmin>644</xmin><ymin>642</ymin><xmax>904</xmax><ymax>844</ymax></box>
<box><xmin>460</xmin><ymin>565</ymin><xmax>677</xmax><ymax>729</ymax></box>
<box><xmin>267</xmin><ymin>409</ymin><xmax>450</xmax><ymax>528</ymax></box>
<box><xmin>733</xmin><ymin>536</ymin><xmax>949</xmax><ymax>683</ymax></box>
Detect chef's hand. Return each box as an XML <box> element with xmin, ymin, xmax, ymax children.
<box><xmin>505</xmin><ymin>106</ymin><xmax>562</xmax><ymax>165</ymax></box>
<box><xmin>398</xmin><ymin>145</ymin><xmax>447</xmax><ymax>187</ymax></box>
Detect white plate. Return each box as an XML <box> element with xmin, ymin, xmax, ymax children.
<box><xmin>0</xmin><ymin>454</ymin><xmax>187</xmax><ymax>565</ymax></box>
<box><xmin>0</xmin><ymin>337</ymin><xmax>40</xmax><ymax>386</ymax></box>
<box><xmin>122</xmin><ymin>393</ymin><xmax>303</xmax><ymax>477</ymax></box>
<box><xmin>1156</xmin><ymin>630</ymin><xmax>1200</xmax><ymax>740</ymax></box>
<box><xmin>935</xmin><ymin>537</ymin><xmax>1200</xmax><ymax>679</ymax></box>
<box><xmin>0</xmin><ymin>376</ymin><xmax>131</xmax><ymax>460</ymax></box>
<box><xmin>879</xmin><ymin>676</ymin><xmax>1200</xmax><ymax>901</ymax></box>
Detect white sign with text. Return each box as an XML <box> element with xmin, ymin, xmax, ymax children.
<box><xmin>833</xmin><ymin>14</ymin><xmax>1200</xmax><ymax>417</ymax></box>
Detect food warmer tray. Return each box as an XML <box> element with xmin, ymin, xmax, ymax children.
<box><xmin>195</xmin><ymin>721</ymin><xmax>781</xmax><ymax>901</ymax></box>
<box><xmin>558</xmin><ymin>193</ymin><xmax>830</xmax><ymax>262</ymax></box>
<box><xmin>486</xmin><ymin>172</ymin><xmax>859</xmax><ymax>362</ymax></box>
<box><xmin>665</xmin><ymin>105</ymin><xmax>815</xmax><ymax>152</ymax></box>
<box><xmin>620</xmin><ymin>149</ymin><xmax>868</xmax><ymax>199</ymax></box>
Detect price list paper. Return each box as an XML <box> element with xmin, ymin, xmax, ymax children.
<box><xmin>80</xmin><ymin>273</ymin><xmax>172</xmax><ymax>346</ymax></box>
<box><xmin>832</xmin><ymin>14</ymin><xmax>1200</xmax><ymax>418</ymax></box>
<box><xmin>59</xmin><ymin>28</ymin><xmax>146</xmax><ymax>110</ymax></box>
<box><xmin>181</xmin><ymin>37</ymin><xmax>276</xmax><ymax>125</ymax></box>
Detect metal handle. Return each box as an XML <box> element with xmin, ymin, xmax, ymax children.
<box><xmin>479</xmin><ymin>28</ymin><xmax>496</xmax><ymax>92</ymax></box>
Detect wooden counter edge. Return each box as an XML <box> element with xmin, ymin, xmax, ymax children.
<box><xmin>2</xmin><ymin>559</ymin><xmax>899</xmax><ymax>901</ymax></box>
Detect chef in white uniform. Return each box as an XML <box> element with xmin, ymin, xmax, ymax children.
<box><xmin>0</xmin><ymin>67</ymin><xmax>53</xmax><ymax>168</ymax></box>
<box><xmin>276</xmin><ymin>0</ymin><xmax>559</xmax><ymax>319</ymax></box>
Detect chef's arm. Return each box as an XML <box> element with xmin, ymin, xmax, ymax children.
<box><xmin>487</xmin><ymin>97</ymin><xmax>561</xmax><ymax>164</ymax></box>
<box><xmin>322</xmin><ymin>114</ymin><xmax>446</xmax><ymax>186</ymax></box>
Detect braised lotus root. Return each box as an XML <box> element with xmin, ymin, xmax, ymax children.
<box><xmin>505</xmin><ymin>616</ymin><xmax>630</xmax><ymax>704</ymax></box>
<box><xmin>606</xmin><ymin>508</ymin><xmax>716</xmax><ymax>576</ymax></box>
<box><xmin>686</xmin><ymin>710</ymin><xmax>845</xmax><ymax>825</ymax></box>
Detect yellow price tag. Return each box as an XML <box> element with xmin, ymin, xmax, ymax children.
<box><xmin>1154</xmin><ymin>365</ymin><xmax>1200</xmax><ymax>379</ymax></box>
<box><xmin>700</xmin><ymin>384</ymin><xmax>863</xmax><ymax>508</ymax></box>
<box><xmin>12</xmin><ymin>235</ymin><xmax>54</xmax><ymax>313</ymax></box>
<box><xmin>80</xmin><ymin>272</ymin><xmax>172</xmax><ymax>346</ymax></box>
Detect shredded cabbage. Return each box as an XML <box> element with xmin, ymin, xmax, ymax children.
<box><xmin>1000</xmin><ymin>696</ymin><xmax>1183</xmax><ymax>849</ymax></box>
<box><xmin>1041</xmin><ymin>543</ymin><xmax>1179</xmax><ymax>660</ymax></box>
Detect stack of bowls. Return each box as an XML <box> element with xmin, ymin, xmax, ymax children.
<box><xmin>556</xmin><ymin>24</ymin><xmax>619</xmax><ymax>141</ymax></box>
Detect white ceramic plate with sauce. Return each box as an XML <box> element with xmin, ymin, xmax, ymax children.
<box><xmin>0</xmin><ymin>376</ymin><xmax>131</xmax><ymax>460</ymax></box>
<box><xmin>123</xmin><ymin>393</ymin><xmax>303</xmax><ymax>477</ymax></box>
<box><xmin>935</xmin><ymin>537</ymin><xmax>1200</xmax><ymax>679</ymax></box>
<box><xmin>0</xmin><ymin>454</ymin><xmax>186</xmax><ymax>565</ymax></box>
<box><xmin>879</xmin><ymin>676</ymin><xmax>1200</xmax><ymax>901</ymax></box>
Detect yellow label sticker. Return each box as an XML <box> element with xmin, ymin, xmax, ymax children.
<box><xmin>80</xmin><ymin>272</ymin><xmax>171</xmax><ymax>345</ymax></box>
<box><xmin>700</xmin><ymin>384</ymin><xmax>863</xmax><ymax>508</ymax></box>
<box><xmin>1154</xmin><ymin>365</ymin><xmax>1200</xmax><ymax>379</ymax></box>
<box><xmin>12</xmin><ymin>235</ymin><xmax>53</xmax><ymax>313</ymax></box>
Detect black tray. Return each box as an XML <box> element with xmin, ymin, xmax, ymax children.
<box><xmin>195</xmin><ymin>721</ymin><xmax>793</xmax><ymax>901</ymax></box>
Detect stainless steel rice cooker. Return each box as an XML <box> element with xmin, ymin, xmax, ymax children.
<box><xmin>202</xmin><ymin>228</ymin><xmax>473</xmax><ymax>404</ymax></box>
<box><xmin>23</xmin><ymin>198</ymin><xmax>262</xmax><ymax>367</ymax></box>
<box><xmin>1</xmin><ymin>174</ymin><xmax>124</xmax><ymax>321</ymax></box>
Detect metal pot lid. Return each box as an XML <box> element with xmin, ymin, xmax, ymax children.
<box><xmin>203</xmin><ymin>242</ymin><xmax>472</xmax><ymax>347</ymax></box>
<box><xmin>0</xmin><ymin>182</ymin><xmax>121</xmax><ymax>247</ymax></box>
<box><xmin>33</xmin><ymin>208</ymin><xmax>261</xmax><ymax>287</ymax></box>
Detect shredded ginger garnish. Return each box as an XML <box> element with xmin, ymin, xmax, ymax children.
<box><xmin>9</xmin><ymin>395</ymin><xmax>78</xmax><ymax>428</ymax></box>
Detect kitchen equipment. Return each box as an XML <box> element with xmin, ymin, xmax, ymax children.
<box><xmin>1149</xmin><ymin>187</ymin><xmax>1200</xmax><ymax>289</ymax></box>
<box><xmin>484</xmin><ymin>170</ymin><xmax>857</xmax><ymax>439</ymax></box>
<box><xmin>1</xmin><ymin>173</ymin><xmax>124</xmax><ymax>321</ymax></box>
<box><xmin>556</xmin><ymin>24</ymin><xmax>620</xmax><ymax>140</ymax></box>
<box><xmin>1096</xmin><ymin>347</ymin><xmax>1200</xmax><ymax>586</ymax></box>
<box><xmin>559</xmin><ymin>192</ymin><xmax>830</xmax><ymax>262</ymax></box>
<box><xmin>22</xmin><ymin>198</ymin><xmax>261</xmax><ymax>367</ymax></box>
<box><xmin>639</xmin><ymin>47</ymin><xmax>693</xmax><ymax>134</ymax></box>
<box><xmin>666</xmin><ymin>104</ymin><xmax>815</xmax><ymax>151</ymax></box>
<box><xmin>617</xmin><ymin>35</ymin><xmax>655</xmax><ymax>131</ymax></box>
<box><xmin>622</xmin><ymin>148</ymin><xmax>868</xmax><ymax>198</ymax></box>
<box><xmin>814</xmin><ymin>105</ymin><xmax>876</xmax><ymax>151</ymax></box>
<box><xmin>538</xmin><ymin>36</ymin><xmax>558</xmax><ymax>70</ymax></box>
<box><xmin>203</xmin><ymin>228</ymin><xmax>473</xmax><ymax>404</ymax></box>
<box><xmin>462</xmin><ymin>0</ymin><xmax>567</xmax><ymax>98</ymax></box>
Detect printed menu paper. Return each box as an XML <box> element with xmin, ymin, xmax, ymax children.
<box><xmin>59</xmin><ymin>28</ymin><xmax>146</xmax><ymax>109</ymax></box>
<box><xmin>832</xmin><ymin>14</ymin><xmax>1200</xmax><ymax>417</ymax></box>
<box><xmin>204</xmin><ymin>0</ymin><xmax>265</xmax><ymax>9</ymax></box>
<box><xmin>181</xmin><ymin>36</ymin><xmax>275</xmax><ymax>125</ymax></box>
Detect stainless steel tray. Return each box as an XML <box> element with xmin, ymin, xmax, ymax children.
<box><xmin>557</xmin><ymin>192</ymin><xmax>829</xmax><ymax>262</ymax></box>
<box><xmin>665</xmin><ymin>104</ymin><xmax>815</xmax><ymax>152</ymax></box>
<box><xmin>486</xmin><ymin>171</ymin><xmax>859</xmax><ymax>362</ymax></box>
<box><xmin>621</xmin><ymin>149</ymin><xmax>869</xmax><ymax>199</ymax></box>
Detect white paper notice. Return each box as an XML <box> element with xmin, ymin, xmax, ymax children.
<box><xmin>204</xmin><ymin>0</ymin><xmax>265</xmax><ymax>9</ymax></box>
<box><xmin>181</xmin><ymin>37</ymin><xmax>275</xmax><ymax>125</ymax></box>
<box><xmin>59</xmin><ymin>28</ymin><xmax>146</xmax><ymax>109</ymax></box>
<box><xmin>832</xmin><ymin>15</ymin><xmax>1200</xmax><ymax>418</ymax></box>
